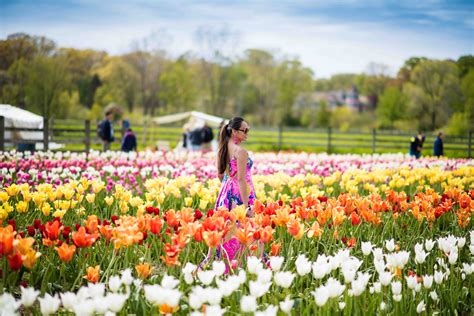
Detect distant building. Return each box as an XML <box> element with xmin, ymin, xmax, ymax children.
<box><xmin>294</xmin><ymin>87</ymin><xmax>369</xmax><ymax>112</ymax></box>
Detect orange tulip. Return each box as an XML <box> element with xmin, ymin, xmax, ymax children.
<box><xmin>135</xmin><ymin>263</ymin><xmax>153</xmax><ymax>279</ymax></box>
<box><xmin>72</xmin><ymin>227</ymin><xmax>99</xmax><ymax>248</ymax></box>
<box><xmin>21</xmin><ymin>248</ymin><xmax>41</xmax><ymax>269</ymax></box>
<box><xmin>271</xmin><ymin>242</ymin><xmax>282</xmax><ymax>256</ymax></box>
<box><xmin>159</xmin><ymin>304</ymin><xmax>179</xmax><ymax>314</ymax></box>
<box><xmin>286</xmin><ymin>218</ymin><xmax>304</xmax><ymax>240</ymax></box>
<box><xmin>307</xmin><ymin>221</ymin><xmax>321</xmax><ymax>238</ymax></box>
<box><xmin>84</xmin><ymin>265</ymin><xmax>100</xmax><ymax>283</ymax></box>
<box><xmin>0</xmin><ymin>225</ymin><xmax>15</xmax><ymax>255</ymax></box>
<box><xmin>84</xmin><ymin>215</ymin><xmax>99</xmax><ymax>234</ymax></box>
<box><xmin>44</xmin><ymin>221</ymin><xmax>62</xmax><ymax>240</ymax></box>
<box><xmin>55</xmin><ymin>243</ymin><xmax>76</xmax><ymax>262</ymax></box>
<box><xmin>150</xmin><ymin>216</ymin><xmax>163</xmax><ymax>235</ymax></box>
<box><xmin>234</xmin><ymin>222</ymin><xmax>254</xmax><ymax>246</ymax></box>
<box><xmin>259</xmin><ymin>226</ymin><xmax>274</xmax><ymax>244</ymax></box>
<box><xmin>203</xmin><ymin>230</ymin><xmax>222</xmax><ymax>248</ymax></box>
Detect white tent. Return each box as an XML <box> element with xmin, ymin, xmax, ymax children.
<box><xmin>153</xmin><ymin>111</ymin><xmax>227</xmax><ymax>128</ymax></box>
<box><xmin>0</xmin><ymin>104</ymin><xmax>43</xmax><ymax>141</ymax></box>
<box><xmin>153</xmin><ymin>111</ymin><xmax>226</xmax><ymax>151</ymax></box>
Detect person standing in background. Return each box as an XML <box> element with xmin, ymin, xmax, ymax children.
<box><xmin>433</xmin><ymin>132</ymin><xmax>444</xmax><ymax>157</ymax></box>
<box><xmin>99</xmin><ymin>111</ymin><xmax>114</xmax><ymax>151</ymax></box>
<box><xmin>121</xmin><ymin>128</ymin><xmax>137</xmax><ymax>152</ymax></box>
<box><xmin>409</xmin><ymin>132</ymin><xmax>424</xmax><ymax>159</ymax></box>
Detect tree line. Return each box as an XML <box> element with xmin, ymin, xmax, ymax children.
<box><xmin>0</xmin><ymin>32</ymin><xmax>472</xmax><ymax>135</ymax></box>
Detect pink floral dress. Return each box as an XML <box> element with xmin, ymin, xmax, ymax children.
<box><xmin>211</xmin><ymin>156</ymin><xmax>257</xmax><ymax>271</ymax></box>
<box><xmin>215</xmin><ymin>157</ymin><xmax>256</xmax><ymax>210</ymax></box>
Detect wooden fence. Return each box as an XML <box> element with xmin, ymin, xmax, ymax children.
<box><xmin>0</xmin><ymin>117</ymin><xmax>472</xmax><ymax>158</ymax></box>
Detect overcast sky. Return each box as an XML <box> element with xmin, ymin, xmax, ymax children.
<box><xmin>1</xmin><ymin>0</ymin><xmax>473</xmax><ymax>78</ymax></box>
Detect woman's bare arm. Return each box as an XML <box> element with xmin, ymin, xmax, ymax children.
<box><xmin>236</xmin><ymin>148</ymin><xmax>249</xmax><ymax>207</ymax></box>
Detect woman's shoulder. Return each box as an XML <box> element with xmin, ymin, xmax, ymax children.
<box><xmin>235</xmin><ymin>147</ymin><xmax>248</xmax><ymax>160</ymax></box>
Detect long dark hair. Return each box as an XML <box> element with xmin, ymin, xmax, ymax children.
<box><xmin>217</xmin><ymin>117</ymin><xmax>245</xmax><ymax>174</ymax></box>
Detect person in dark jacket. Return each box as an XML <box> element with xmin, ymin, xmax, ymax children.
<box><xmin>101</xmin><ymin>111</ymin><xmax>115</xmax><ymax>151</ymax></box>
<box><xmin>409</xmin><ymin>132</ymin><xmax>425</xmax><ymax>159</ymax></box>
<box><xmin>433</xmin><ymin>132</ymin><xmax>444</xmax><ymax>157</ymax></box>
<box><xmin>121</xmin><ymin>128</ymin><xmax>137</xmax><ymax>152</ymax></box>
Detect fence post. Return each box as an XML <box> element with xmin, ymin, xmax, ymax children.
<box><xmin>468</xmin><ymin>130</ymin><xmax>473</xmax><ymax>159</ymax></box>
<box><xmin>43</xmin><ymin>118</ymin><xmax>49</xmax><ymax>151</ymax></box>
<box><xmin>142</xmin><ymin>118</ymin><xmax>148</xmax><ymax>147</ymax></box>
<box><xmin>372</xmin><ymin>128</ymin><xmax>376</xmax><ymax>154</ymax></box>
<box><xmin>85</xmin><ymin>120</ymin><xmax>91</xmax><ymax>154</ymax></box>
<box><xmin>278</xmin><ymin>125</ymin><xmax>283</xmax><ymax>151</ymax></box>
<box><xmin>327</xmin><ymin>127</ymin><xmax>332</xmax><ymax>154</ymax></box>
<box><xmin>0</xmin><ymin>116</ymin><xmax>4</xmax><ymax>151</ymax></box>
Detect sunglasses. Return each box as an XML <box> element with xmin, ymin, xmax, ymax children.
<box><xmin>236</xmin><ymin>127</ymin><xmax>250</xmax><ymax>134</ymax></box>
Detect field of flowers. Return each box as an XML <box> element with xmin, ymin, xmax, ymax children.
<box><xmin>0</xmin><ymin>150</ymin><xmax>473</xmax><ymax>315</ymax></box>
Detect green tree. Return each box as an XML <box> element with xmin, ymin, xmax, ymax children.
<box><xmin>159</xmin><ymin>57</ymin><xmax>197</xmax><ymax>113</ymax></box>
<box><xmin>404</xmin><ymin>60</ymin><xmax>462</xmax><ymax>131</ymax></box>
<box><xmin>457</xmin><ymin>55</ymin><xmax>474</xmax><ymax>78</ymax></box>
<box><xmin>315</xmin><ymin>100</ymin><xmax>331</xmax><ymax>128</ymax></box>
<box><xmin>376</xmin><ymin>87</ymin><xmax>408</xmax><ymax>128</ymax></box>
<box><xmin>24</xmin><ymin>56</ymin><xmax>68</xmax><ymax>118</ymax></box>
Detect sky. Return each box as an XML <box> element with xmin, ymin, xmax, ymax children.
<box><xmin>1</xmin><ymin>0</ymin><xmax>473</xmax><ymax>78</ymax></box>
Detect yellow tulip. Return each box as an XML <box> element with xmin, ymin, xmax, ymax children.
<box><xmin>86</xmin><ymin>193</ymin><xmax>95</xmax><ymax>204</ymax></box>
<box><xmin>5</xmin><ymin>184</ymin><xmax>19</xmax><ymax>196</ymax></box>
<box><xmin>16</xmin><ymin>201</ymin><xmax>28</xmax><ymax>213</ymax></box>
<box><xmin>105</xmin><ymin>196</ymin><xmax>114</xmax><ymax>206</ymax></box>
<box><xmin>184</xmin><ymin>197</ymin><xmax>193</xmax><ymax>207</ymax></box>
<box><xmin>0</xmin><ymin>191</ymin><xmax>9</xmax><ymax>203</ymax></box>
<box><xmin>53</xmin><ymin>209</ymin><xmax>67</xmax><ymax>218</ymax></box>
<box><xmin>42</xmin><ymin>203</ymin><xmax>51</xmax><ymax>216</ymax></box>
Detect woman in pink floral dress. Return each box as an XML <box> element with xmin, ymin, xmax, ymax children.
<box><xmin>215</xmin><ymin>117</ymin><xmax>256</xmax><ymax>212</ymax></box>
<box><xmin>214</xmin><ymin>117</ymin><xmax>256</xmax><ymax>267</ymax></box>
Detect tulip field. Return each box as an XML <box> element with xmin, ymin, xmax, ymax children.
<box><xmin>0</xmin><ymin>150</ymin><xmax>473</xmax><ymax>315</ymax></box>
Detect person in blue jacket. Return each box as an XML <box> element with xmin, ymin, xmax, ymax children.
<box><xmin>433</xmin><ymin>132</ymin><xmax>444</xmax><ymax>157</ymax></box>
<box><xmin>121</xmin><ymin>128</ymin><xmax>137</xmax><ymax>152</ymax></box>
<box><xmin>409</xmin><ymin>132</ymin><xmax>425</xmax><ymax>158</ymax></box>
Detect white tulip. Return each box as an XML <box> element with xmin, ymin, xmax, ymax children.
<box><xmin>339</xmin><ymin>301</ymin><xmax>346</xmax><ymax>310</ymax></box>
<box><xmin>373</xmin><ymin>282</ymin><xmax>382</xmax><ymax>293</ymax></box>
<box><xmin>240</xmin><ymin>295</ymin><xmax>257</xmax><ymax>313</ymax></box>
<box><xmin>197</xmin><ymin>270</ymin><xmax>215</xmax><ymax>286</ymax></box>
<box><xmin>385</xmin><ymin>239</ymin><xmax>395</xmax><ymax>252</ymax></box>
<box><xmin>108</xmin><ymin>276</ymin><xmax>122</xmax><ymax>293</ymax></box>
<box><xmin>312</xmin><ymin>286</ymin><xmax>329</xmax><ymax>307</ymax></box>
<box><xmin>430</xmin><ymin>291</ymin><xmax>438</xmax><ymax>301</ymax></box>
<box><xmin>279</xmin><ymin>295</ymin><xmax>294</xmax><ymax>314</ymax></box>
<box><xmin>212</xmin><ymin>261</ymin><xmax>226</xmax><ymax>277</ymax></box>
<box><xmin>422</xmin><ymin>275</ymin><xmax>433</xmax><ymax>289</ymax></box>
<box><xmin>121</xmin><ymin>269</ymin><xmax>134</xmax><ymax>286</ymax></box>
<box><xmin>391</xmin><ymin>281</ymin><xmax>402</xmax><ymax>295</ymax></box>
<box><xmin>161</xmin><ymin>275</ymin><xmax>179</xmax><ymax>289</ymax></box>
<box><xmin>425</xmin><ymin>239</ymin><xmax>435</xmax><ymax>251</ymax></box>
<box><xmin>258</xmin><ymin>269</ymin><xmax>273</xmax><ymax>284</ymax></box>
<box><xmin>255</xmin><ymin>305</ymin><xmax>278</xmax><ymax>316</ymax></box>
<box><xmin>434</xmin><ymin>270</ymin><xmax>444</xmax><ymax>284</ymax></box>
<box><xmin>373</xmin><ymin>247</ymin><xmax>383</xmax><ymax>261</ymax></box>
<box><xmin>379</xmin><ymin>272</ymin><xmax>392</xmax><ymax>286</ymax></box>
<box><xmin>249</xmin><ymin>281</ymin><xmax>271</xmax><ymax>298</ymax></box>
<box><xmin>39</xmin><ymin>294</ymin><xmax>61</xmax><ymax>315</ymax></box>
<box><xmin>269</xmin><ymin>256</ymin><xmax>284</xmax><ymax>271</ymax></box>
<box><xmin>205</xmin><ymin>305</ymin><xmax>226</xmax><ymax>316</ymax></box>
<box><xmin>247</xmin><ymin>256</ymin><xmax>263</xmax><ymax>274</ymax></box>
<box><xmin>20</xmin><ymin>287</ymin><xmax>39</xmax><ymax>307</ymax></box>
<box><xmin>448</xmin><ymin>251</ymin><xmax>458</xmax><ymax>264</ymax></box>
<box><xmin>393</xmin><ymin>294</ymin><xmax>402</xmax><ymax>302</ymax></box>
<box><xmin>361</xmin><ymin>241</ymin><xmax>373</xmax><ymax>256</ymax></box>
<box><xmin>105</xmin><ymin>293</ymin><xmax>128</xmax><ymax>313</ymax></box>
<box><xmin>295</xmin><ymin>254</ymin><xmax>312</xmax><ymax>276</ymax></box>
<box><xmin>416</xmin><ymin>300</ymin><xmax>426</xmax><ymax>313</ymax></box>
<box><xmin>274</xmin><ymin>271</ymin><xmax>295</xmax><ymax>288</ymax></box>
<box><xmin>60</xmin><ymin>292</ymin><xmax>77</xmax><ymax>311</ymax></box>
